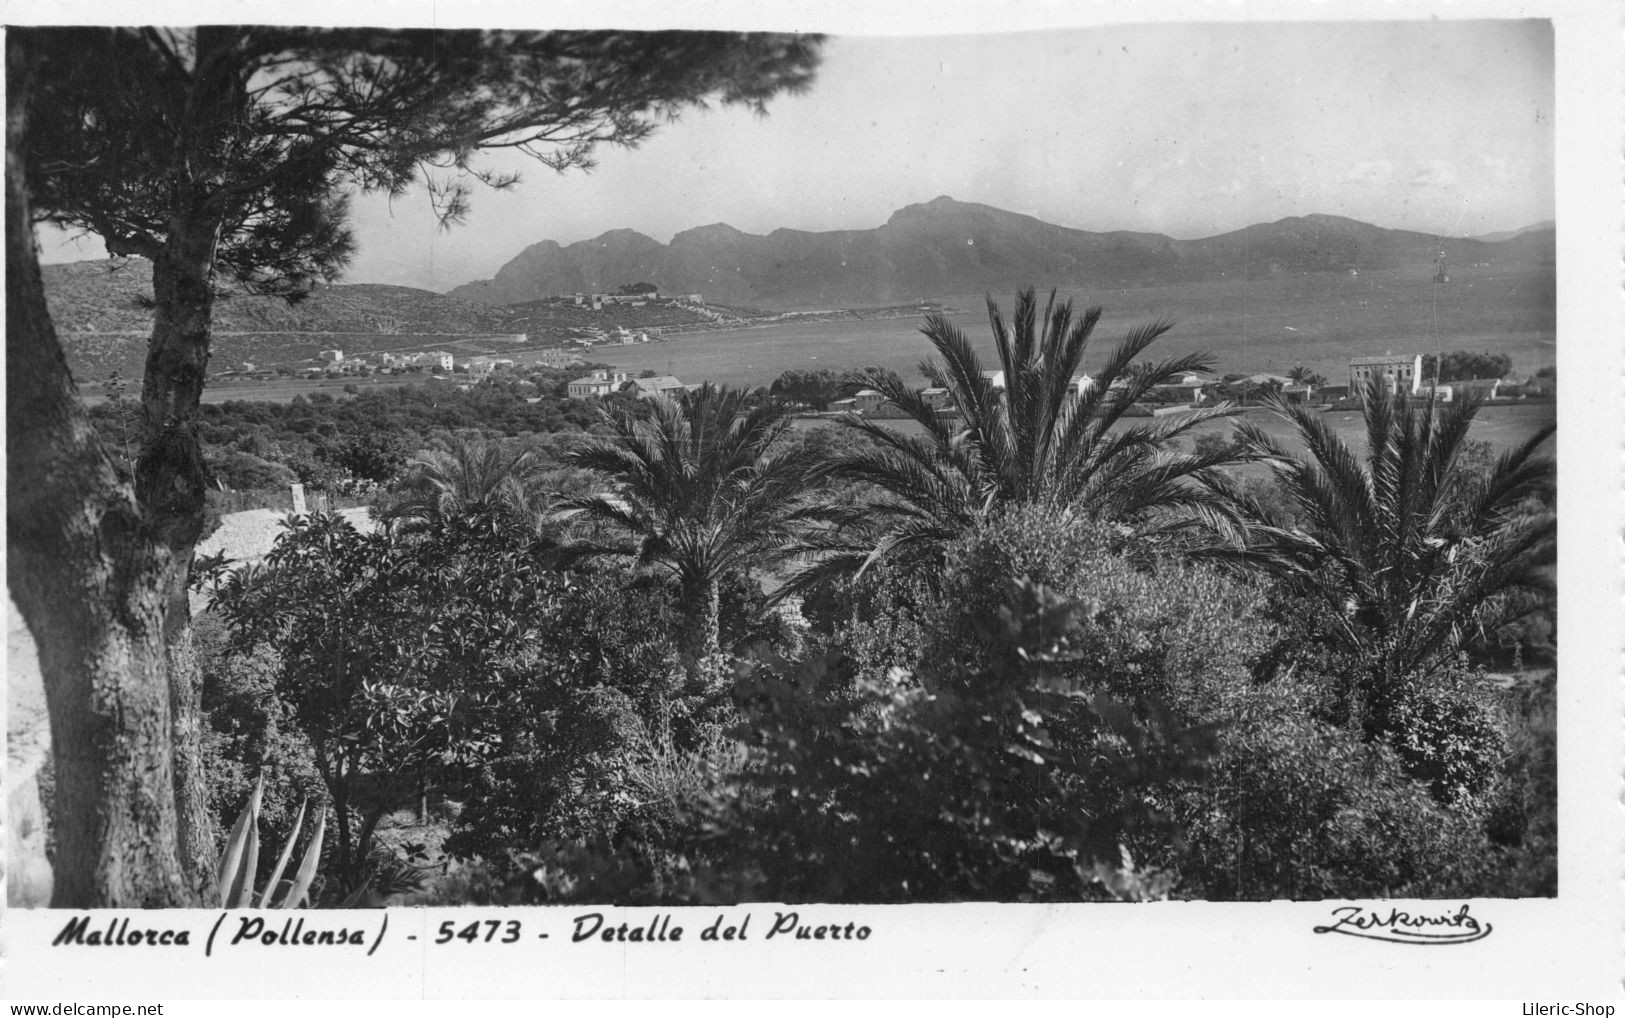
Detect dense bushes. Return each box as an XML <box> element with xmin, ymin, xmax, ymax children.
<box><xmin>196</xmin><ymin>613</ymin><xmax>326</xmax><ymax>839</ymax></box>
<box><xmin>208</xmin><ymin>511</ymin><xmax>576</xmax><ymax>886</ymax></box>
<box><xmin>443</xmin><ymin>571</ymin><xmax>698</xmax><ymax>863</ymax></box>
<box><xmin>712</xmin><ymin>579</ymin><xmax>1220</xmax><ymax>903</ymax></box>
<box><xmin>1169</xmin><ymin>680</ymin><xmax>1503</xmax><ymax>900</ymax></box>
<box><xmin>189</xmin><ymin>381</ymin><xmax>1556</xmax><ymax>905</ymax></box>
<box><xmin>769</xmin><ymin>505</ymin><xmax>1548</xmax><ymax>901</ymax></box>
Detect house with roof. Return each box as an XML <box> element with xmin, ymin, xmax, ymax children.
<box><xmin>1349</xmin><ymin>354</ymin><xmax>1422</xmax><ymax>396</ymax></box>
<box><xmin>919</xmin><ymin>387</ymin><xmax>953</xmax><ymax>411</ymax></box>
<box><xmin>857</xmin><ymin>389</ymin><xmax>891</xmax><ymax>414</ymax></box>
<box><xmin>536</xmin><ymin>348</ymin><xmax>584</xmax><ymax>369</ymax></box>
<box><xmin>621</xmin><ymin>375</ymin><xmax>687</xmax><ymax>399</ymax></box>
<box><xmin>407</xmin><ymin>351</ymin><xmax>454</xmax><ymax>372</ymax></box>
<box><xmin>567</xmin><ymin>369</ymin><xmax>629</xmax><ymax>398</ymax></box>
<box><xmin>1241</xmin><ymin>372</ymin><xmax>1315</xmax><ymax>403</ymax></box>
<box><xmin>1149</xmin><ymin>372</ymin><xmax>1211</xmax><ymax>405</ymax></box>
<box><xmin>830</xmin><ymin>389</ymin><xmax>891</xmax><ymax>415</ymax></box>
<box><xmin>1451</xmin><ymin>377</ymin><xmax>1502</xmax><ymax>401</ymax></box>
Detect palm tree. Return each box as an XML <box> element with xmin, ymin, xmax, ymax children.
<box><xmin>377</xmin><ymin>435</ymin><xmax>554</xmax><ymax>537</ymax></box>
<box><xmin>561</xmin><ymin>384</ymin><xmax>828</xmax><ymax>660</ymax></box>
<box><xmin>1227</xmin><ymin>379</ymin><xmax>1555</xmax><ymax>729</ymax></box>
<box><xmin>1287</xmin><ymin>363</ymin><xmax>1330</xmax><ymax>390</ymax></box>
<box><xmin>802</xmin><ymin>287</ymin><xmax>1249</xmax><ymax>579</ymax></box>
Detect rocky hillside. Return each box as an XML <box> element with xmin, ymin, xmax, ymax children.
<box><xmin>42</xmin><ymin>259</ymin><xmax>514</xmax><ymax>336</ymax></box>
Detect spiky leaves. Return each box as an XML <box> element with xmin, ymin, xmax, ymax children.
<box><xmin>1229</xmin><ymin>380</ymin><xmax>1554</xmax><ymax>704</ymax></box>
<box><xmin>380</xmin><ymin>436</ymin><xmax>554</xmax><ymax>538</ymax></box>
<box><xmin>562</xmin><ymin>385</ymin><xmax>831</xmax><ymax>659</ymax></box>
<box><xmin>815</xmin><ymin>286</ymin><xmax>1247</xmax><ymax>578</ymax></box>
<box><xmin>217</xmin><ymin>775</ymin><xmax>327</xmax><ymax>908</ymax></box>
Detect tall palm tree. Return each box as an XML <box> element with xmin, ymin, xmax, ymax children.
<box><xmin>1227</xmin><ymin>380</ymin><xmax>1555</xmax><ymax>727</ymax></box>
<box><xmin>377</xmin><ymin>436</ymin><xmax>554</xmax><ymax>537</ymax></box>
<box><xmin>561</xmin><ymin>384</ymin><xmax>828</xmax><ymax>660</ymax></box>
<box><xmin>802</xmin><ymin>287</ymin><xmax>1249</xmax><ymax>579</ymax></box>
<box><xmin>1287</xmin><ymin>363</ymin><xmax>1329</xmax><ymax>389</ymax></box>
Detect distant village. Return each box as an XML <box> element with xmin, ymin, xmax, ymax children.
<box><xmin>773</xmin><ymin>352</ymin><xmax>1553</xmax><ymax>420</ymax></box>
<box><xmin>204</xmin><ymin>287</ymin><xmax>975</xmax><ymax>388</ymax></box>
<box><xmin>209</xmin><ymin>286</ymin><xmax>714</xmax><ymax>383</ymax></box>
<box><xmin>212</xmin><ymin>335</ymin><xmax>1555</xmax><ymax>418</ymax></box>
<box><xmin>200</xmin><ymin>279</ymin><xmax>1552</xmax><ymax>418</ymax></box>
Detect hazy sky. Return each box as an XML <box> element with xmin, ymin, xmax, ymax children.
<box><xmin>39</xmin><ymin>19</ymin><xmax>1554</xmax><ymax>291</ymax></box>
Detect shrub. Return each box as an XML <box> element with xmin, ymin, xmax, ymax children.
<box><xmin>918</xmin><ymin>504</ymin><xmax>1276</xmax><ymax>719</ymax></box>
<box><xmin>196</xmin><ymin>613</ymin><xmax>326</xmax><ymax>839</ymax></box>
<box><xmin>208</xmin><ymin>511</ymin><xmax>571</xmax><ymax>886</ymax></box>
<box><xmin>208</xmin><ymin>448</ymin><xmax>298</xmax><ymax>491</ymax></box>
<box><xmin>1164</xmin><ymin>678</ymin><xmax>1502</xmax><ymax>900</ymax></box>
<box><xmin>702</xmin><ymin>573</ymin><xmax>1221</xmax><ymax>904</ymax></box>
<box><xmin>1384</xmin><ymin>667</ymin><xmax>1509</xmax><ymax>808</ymax></box>
<box><xmin>443</xmin><ymin>568</ymin><xmax>707</xmax><ymax>864</ymax></box>
<box><xmin>1479</xmin><ymin>671</ymin><xmax>1557</xmax><ymax>895</ymax></box>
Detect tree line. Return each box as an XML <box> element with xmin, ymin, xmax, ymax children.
<box><xmin>186</xmin><ymin>287</ymin><xmax>1555</xmax><ymax>904</ymax></box>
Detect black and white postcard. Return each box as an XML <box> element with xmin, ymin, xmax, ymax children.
<box><xmin>4</xmin><ymin>0</ymin><xmax>1620</xmax><ymax>1001</ymax></box>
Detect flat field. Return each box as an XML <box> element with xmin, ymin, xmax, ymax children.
<box><xmin>562</xmin><ymin>264</ymin><xmax>1556</xmax><ymax>388</ymax></box>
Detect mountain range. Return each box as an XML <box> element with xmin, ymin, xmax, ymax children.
<box><xmin>42</xmin><ymin>197</ymin><xmax>1556</xmax><ymax>382</ymax></box>
<box><xmin>448</xmin><ymin>196</ymin><xmax>1556</xmax><ymax>307</ymax></box>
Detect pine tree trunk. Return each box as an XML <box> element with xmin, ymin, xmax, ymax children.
<box><xmin>141</xmin><ymin>218</ymin><xmax>225</xmax><ymax>902</ymax></box>
<box><xmin>6</xmin><ymin>44</ymin><xmax>196</xmax><ymax>906</ymax></box>
<box><xmin>166</xmin><ymin>589</ymin><xmax>217</xmax><ymax>902</ymax></box>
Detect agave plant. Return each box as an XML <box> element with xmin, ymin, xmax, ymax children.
<box><xmin>797</xmin><ymin>286</ymin><xmax>1249</xmax><ymax>583</ymax></box>
<box><xmin>217</xmin><ymin>776</ymin><xmax>327</xmax><ymax>908</ymax></box>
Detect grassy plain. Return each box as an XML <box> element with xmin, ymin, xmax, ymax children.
<box><xmin>569</xmin><ymin>264</ymin><xmax>1556</xmax><ymax>388</ymax></box>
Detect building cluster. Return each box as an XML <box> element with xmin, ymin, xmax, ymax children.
<box><xmin>567</xmin><ymin>325</ymin><xmax>659</xmax><ymax>349</ymax></box>
<box><xmin>1347</xmin><ymin>353</ymin><xmax>1547</xmax><ymax>402</ymax></box>
<box><xmin>219</xmin><ymin>337</ymin><xmax>604</xmax><ymax>382</ymax></box>
<box><xmin>817</xmin><ymin>352</ymin><xmax>1548</xmax><ymax>421</ymax></box>
<box><xmin>535</xmin><ymin>348</ymin><xmax>586</xmax><ymax>370</ymax></box>
<box><xmin>566</xmin><ymin>369</ymin><xmax>690</xmax><ymax>400</ymax></box>
<box><xmin>829</xmin><ymin>369</ymin><xmax>1312</xmax><ymax>418</ymax></box>
<box><xmin>522</xmin><ymin>289</ymin><xmax>705</xmax><ymax>312</ymax></box>
<box><xmin>283</xmin><ymin>348</ymin><xmax>526</xmax><ymax>380</ymax></box>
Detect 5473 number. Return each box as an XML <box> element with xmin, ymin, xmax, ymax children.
<box><xmin>435</xmin><ymin>919</ymin><xmax>522</xmax><ymax>944</ymax></box>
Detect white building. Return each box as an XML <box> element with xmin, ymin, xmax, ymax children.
<box><xmin>568</xmin><ymin>369</ymin><xmax>629</xmax><ymax>398</ymax></box>
<box><xmin>1349</xmin><ymin>354</ymin><xmax>1422</xmax><ymax>396</ymax></box>
<box><xmin>536</xmin><ymin>348</ymin><xmax>585</xmax><ymax>369</ymax></box>
<box><xmin>317</xmin><ymin>349</ymin><xmax>343</xmax><ymax>364</ymax></box>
